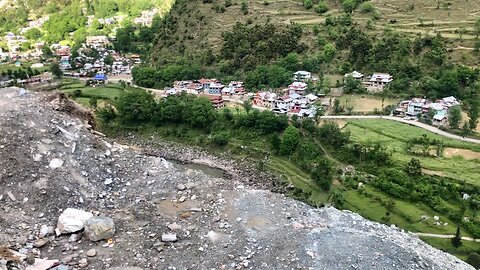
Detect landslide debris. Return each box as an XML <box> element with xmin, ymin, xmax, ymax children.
<box><xmin>0</xmin><ymin>87</ymin><xmax>474</xmax><ymax>270</ymax></box>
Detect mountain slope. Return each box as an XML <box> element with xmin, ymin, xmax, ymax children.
<box><xmin>150</xmin><ymin>0</ymin><xmax>479</xmax><ymax>66</ymax></box>
<box><xmin>0</xmin><ymin>87</ymin><xmax>475</xmax><ymax>269</ymax></box>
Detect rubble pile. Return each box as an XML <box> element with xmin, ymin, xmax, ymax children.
<box><xmin>0</xmin><ymin>87</ymin><xmax>474</xmax><ymax>269</ymax></box>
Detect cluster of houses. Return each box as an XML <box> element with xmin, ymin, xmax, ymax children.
<box><xmin>393</xmin><ymin>96</ymin><xmax>461</xmax><ymax>127</ymax></box>
<box><xmin>344</xmin><ymin>71</ymin><xmax>394</xmax><ymax>93</ymax></box>
<box><xmin>253</xmin><ymin>78</ymin><xmax>324</xmax><ymax>118</ymax></box>
<box><xmin>165</xmin><ymin>79</ymin><xmax>246</xmax><ymax>109</ymax></box>
<box><xmin>164</xmin><ymin>71</ymin><xmax>323</xmax><ymax>118</ymax></box>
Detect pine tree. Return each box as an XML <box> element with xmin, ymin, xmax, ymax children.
<box><xmin>451</xmin><ymin>226</ymin><xmax>462</xmax><ymax>248</ymax></box>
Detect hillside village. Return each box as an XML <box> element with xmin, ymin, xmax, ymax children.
<box><xmin>1</xmin><ymin>0</ymin><xmax>480</xmax><ymax>269</ymax></box>
<box><xmin>160</xmin><ymin>70</ymin><xmax>462</xmax><ymax>129</ymax></box>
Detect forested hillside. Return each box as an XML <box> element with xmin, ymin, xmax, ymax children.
<box><xmin>130</xmin><ymin>0</ymin><xmax>479</xmax><ymax>107</ymax></box>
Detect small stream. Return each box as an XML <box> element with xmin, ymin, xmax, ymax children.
<box><xmin>169</xmin><ymin>160</ymin><xmax>226</xmax><ymax>178</ymax></box>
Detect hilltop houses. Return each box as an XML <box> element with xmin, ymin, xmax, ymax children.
<box><xmin>206</xmin><ymin>82</ymin><xmax>225</xmax><ymax>95</ymax></box>
<box><xmin>206</xmin><ymin>95</ymin><xmax>225</xmax><ymax>109</ymax></box>
<box><xmin>222</xmin><ymin>81</ymin><xmax>245</xmax><ymax>97</ymax></box>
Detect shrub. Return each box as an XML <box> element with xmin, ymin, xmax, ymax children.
<box><xmin>212</xmin><ymin>131</ymin><xmax>230</xmax><ymax>146</ymax></box>
<box><xmin>304</xmin><ymin>0</ymin><xmax>313</xmax><ymax>9</ymax></box>
<box><xmin>96</xmin><ymin>105</ymin><xmax>116</xmax><ymax>122</ymax></box>
<box><xmin>360</xmin><ymin>2</ymin><xmax>375</xmax><ymax>13</ymax></box>
<box><xmin>72</xmin><ymin>89</ymin><xmax>83</xmax><ymax>98</ymax></box>
<box><xmin>467</xmin><ymin>253</ymin><xmax>480</xmax><ymax>269</ymax></box>
<box><xmin>316</xmin><ymin>3</ymin><xmax>329</xmax><ymax>14</ymax></box>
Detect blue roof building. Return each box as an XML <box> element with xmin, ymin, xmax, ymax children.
<box><xmin>94</xmin><ymin>74</ymin><xmax>107</xmax><ymax>81</ymax></box>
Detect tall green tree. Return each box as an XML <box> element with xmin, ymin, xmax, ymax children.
<box><xmin>467</xmin><ymin>99</ymin><xmax>479</xmax><ymax>130</ymax></box>
<box><xmin>343</xmin><ymin>75</ymin><xmax>364</xmax><ymax>94</ymax></box>
<box><xmin>311</xmin><ymin>158</ymin><xmax>334</xmax><ymax>191</ymax></box>
<box><xmin>243</xmin><ymin>100</ymin><xmax>252</xmax><ymax>114</ymax></box>
<box><xmin>241</xmin><ymin>1</ymin><xmax>248</xmax><ymax>14</ymax></box>
<box><xmin>451</xmin><ymin>226</ymin><xmax>462</xmax><ymax>248</ymax></box>
<box><xmin>116</xmin><ymin>91</ymin><xmax>156</xmax><ymax>124</ymax></box>
<box><xmin>24</xmin><ymin>28</ymin><xmax>42</xmax><ymax>40</ymax></box>
<box><xmin>50</xmin><ymin>61</ymin><xmax>63</xmax><ymax>79</ymax></box>
<box><xmin>280</xmin><ymin>125</ymin><xmax>300</xmax><ymax>155</ymax></box>
<box><xmin>448</xmin><ymin>106</ymin><xmax>462</xmax><ymax>129</ymax></box>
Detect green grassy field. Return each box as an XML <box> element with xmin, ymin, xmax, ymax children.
<box><xmin>421</xmin><ymin>237</ymin><xmax>479</xmax><ymax>261</ymax></box>
<box><xmin>334</xmin><ymin>118</ymin><xmax>480</xmax><ymax>257</ymax></box>
<box><xmin>343</xmin><ymin>186</ymin><xmax>462</xmax><ymax>235</ymax></box>
<box><xmin>59</xmin><ymin>81</ymin><xmax>143</xmax><ymax>108</ymax></box>
<box><xmin>345</xmin><ymin>119</ymin><xmax>480</xmax><ymax>184</ymax></box>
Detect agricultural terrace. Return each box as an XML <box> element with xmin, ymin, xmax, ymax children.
<box><xmin>345</xmin><ymin>119</ymin><xmax>480</xmax><ymax>184</ymax></box>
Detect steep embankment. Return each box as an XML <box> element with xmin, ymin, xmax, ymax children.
<box><xmin>0</xmin><ymin>88</ymin><xmax>475</xmax><ymax>269</ymax></box>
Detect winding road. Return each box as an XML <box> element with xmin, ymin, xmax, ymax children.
<box><xmin>320</xmin><ymin>115</ymin><xmax>480</xmax><ymax>144</ymax></box>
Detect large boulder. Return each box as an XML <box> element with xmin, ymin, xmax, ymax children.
<box><xmin>56</xmin><ymin>208</ymin><xmax>93</xmax><ymax>234</ymax></box>
<box><xmin>84</xmin><ymin>216</ymin><xmax>115</xmax><ymax>241</ymax></box>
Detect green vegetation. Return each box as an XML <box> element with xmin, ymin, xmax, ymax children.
<box><xmin>59</xmin><ymin>80</ymin><xmax>142</xmax><ymax>109</ymax></box>
<box><xmin>128</xmin><ymin>1</ymin><xmax>478</xmax><ymax>118</ymax></box>
<box><xmin>0</xmin><ymin>0</ymin><xmax>175</xmax><ymax>48</ymax></box>
<box><xmin>50</xmin><ymin>62</ymin><xmax>63</xmax><ymax>79</ymax></box>
<box><xmin>346</xmin><ymin>119</ymin><xmax>480</xmax><ymax>183</ymax></box>
<box><xmin>422</xmin><ymin>238</ymin><xmax>479</xmax><ymax>261</ymax></box>
<box><xmin>89</xmin><ymin>84</ymin><xmax>480</xmax><ymax>262</ymax></box>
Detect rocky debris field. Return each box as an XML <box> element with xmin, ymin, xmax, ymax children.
<box><xmin>0</xmin><ymin>87</ymin><xmax>475</xmax><ymax>270</ymax></box>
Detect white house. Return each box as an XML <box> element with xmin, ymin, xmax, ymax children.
<box><xmin>288</xmin><ymin>82</ymin><xmax>308</xmax><ymax>94</ymax></box>
<box><xmin>86</xmin><ymin>36</ymin><xmax>110</xmax><ymax>49</ymax></box>
<box><xmin>305</xmin><ymin>94</ymin><xmax>318</xmax><ymax>102</ymax></box>
<box><xmin>344</xmin><ymin>71</ymin><xmax>364</xmax><ymax>80</ymax></box>
<box><xmin>368</xmin><ymin>73</ymin><xmax>393</xmax><ymax>87</ymax></box>
<box><xmin>294</xmin><ymin>71</ymin><xmax>312</xmax><ymax>81</ymax></box>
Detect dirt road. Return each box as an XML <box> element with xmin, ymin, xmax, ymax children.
<box><xmin>414</xmin><ymin>233</ymin><xmax>480</xmax><ymax>242</ymax></box>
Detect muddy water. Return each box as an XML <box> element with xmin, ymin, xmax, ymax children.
<box><xmin>170</xmin><ymin>160</ymin><xmax>226</xmax><ymax>178</ymax></box>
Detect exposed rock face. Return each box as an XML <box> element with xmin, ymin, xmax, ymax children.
<box><xmin>0</xmin><ymin>88</ymin><xmax>474</xmax><ymax>270</ymax></box>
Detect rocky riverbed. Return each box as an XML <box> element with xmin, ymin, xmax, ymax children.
<box><xmin>0</xmin><ymin>87</ymin><xmax>474</xmax><ymax>270</ymax></box>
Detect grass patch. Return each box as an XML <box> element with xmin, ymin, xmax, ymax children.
<box><xmin>343</xmin><ymin>186</ymin><xmax>464</xmax><ymax>235</ymax></box>
<box><xmin>346</xmin><ymin>119</ymin><xmax>480</xmax><ymax>184</ymax></box>
<box><xmin>420</xmin><ymin>237</ymin><xmax>480</xmax><ymax>261</ymax></box>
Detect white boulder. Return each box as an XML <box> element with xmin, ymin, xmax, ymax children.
<box><xmin>56</xmin><ymin>208</ymin><xmax>93</xmax><ymax>234</ymax></box>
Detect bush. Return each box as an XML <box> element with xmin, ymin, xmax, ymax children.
<box><xmin>212</xmin><ymin>131</ymin><xmax>230</xmax><ymax>146</ymax></box>
<box><xmin>359</xmin><ymin>2</ymin><xmax>375</xmax><ymax>13</ymax></box>
<box><xmin>467</xmin><ymin>253</ymin><xmax>480</xmax><ymax>269</ymax></box>
<box><xmin>316</xmin><ymin>2</ymin><xmax>329</xmax><ymax>14</ymax></box>
<box><xmin>304</xmin><ymin>0</ymin><xmax>313</xmax><ymax>9</ymax></box>
<box><xmin>72</xmin><ymin>89</ymin><xmax>83</xmax><ymax>98</ymax></box>
<box><xmin>96</xmin><ymin>105</ymin><xmax>116</xmax><ymax>122</ymax></box>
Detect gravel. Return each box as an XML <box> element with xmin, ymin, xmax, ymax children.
<box><xmin>0</xmin><ymin>87</ymin><xmax>474</xmax><ymax>270</ymax></box>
